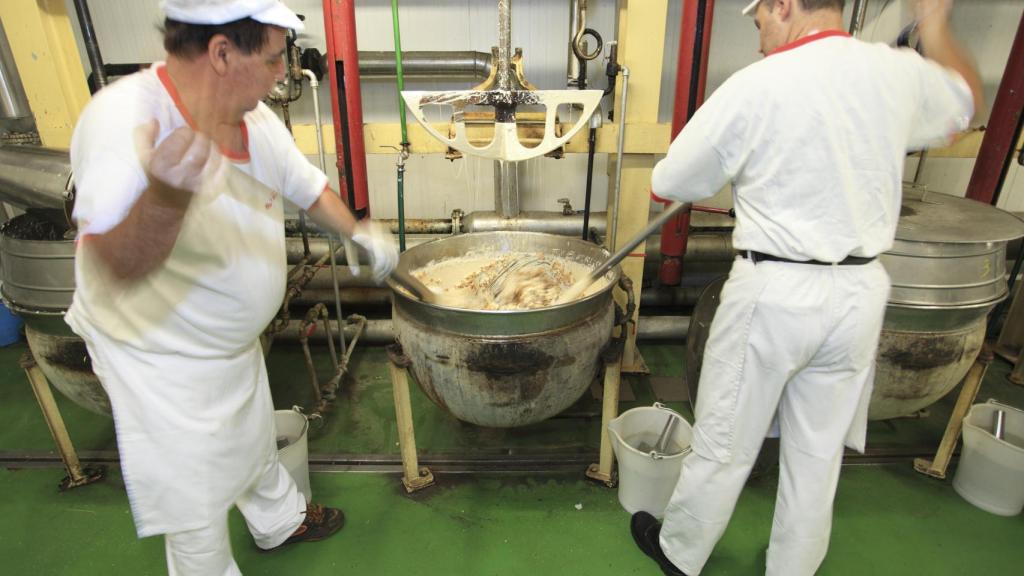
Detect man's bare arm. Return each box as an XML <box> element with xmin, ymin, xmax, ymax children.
<box><xmin>916</xmin><ymin>0</ymin><xmax>984</xmax><ymax>119</ymax></box>
<box><xmin>85</xmin><ymin>125</ymin><xmax>215</xmax><ymax>282</ymax></box>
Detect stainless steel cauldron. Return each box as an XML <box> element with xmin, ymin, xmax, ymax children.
<box><xmin>0</xmin><ymin>213</ymin><xmax>110</xmax><ymax>416</ymax></box>
<box><xmin>686</xmin><ymin>188</ymin><xmax>1024</xmax><ymax>420</ymax></box>
<box><xmin>388</xmin><ymin>231</ymin><xmax>620</xmax><ymax>427</ymax></box>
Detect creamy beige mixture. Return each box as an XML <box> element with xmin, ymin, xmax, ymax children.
<box><xmin>411</xmin><ymin>251</ymin><xmax>604</xmax><ymax>310</ymax></box>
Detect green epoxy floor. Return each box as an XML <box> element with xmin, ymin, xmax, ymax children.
<box><xmin>1</xmin><ymin>339</ymin><xmax>1023</xmax><ymax>574</ymax></box>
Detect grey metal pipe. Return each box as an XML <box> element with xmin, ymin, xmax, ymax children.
<box><xmin>567</xmin><ymin>0</ymin><xmax>582</xmax><ymax>86</ymax></box>
<box><xmin>638</xmin><ymin>315</ymin><xmax>690</xmax><ymax>341</ymax></box>
<box><xmin>274</xmin><ymin>315</ymin><xmax>690</xmax><ymax>344</ymax></box>
<box><xmin>497</xmin><ymin>0</ymin><xmax>512</xmax><ymax>91</ymax></box>
<box><xmin>303</xmin><ymin>68</ymin><xmax>347</xmax><ymax>361</ymax></box>
<box><xmin>291</xmin><ymin>288</ymin><xmax>391</xmax><ymax>307</ymax></box>
<box><xmin>285</xmin><ymin>218</ymin><xmax>453</xmax><ymax>236</ymax></box>
<box><xmin>0</xmin><ymin>146</ymin><xmax>72</xmax><ymax>210</ymax></box>
<box><xmin>494</xmin><ymin>161</ymin><xmax>520</xmax><ymax>218</ymax></box>
<box><xmin>849</xmin><ymin>0</ymin><xmax>869</xmax><ymax>37</ymax></box>
<box><xmin>358</xmin><ymin>51</ymin><xmax>492</xmax><ymax>79</ymax></box>
<box><xmin>305</xmin><ymin>267</ymin><xmax>381</xmax><ymax>289</ymax></box>
<box><xmin>609</xmin><ymin>63</ymin><xmax>630</xmax><ymax>250</ymax></box>
<box><xmin>462</xmin><ymin>211</ymin><xmax>608</xmax><ymax>235</ymax></box>
<box><xmin>71</xmin><ymin>0</ymin><xmax>106</xmax><ymax>89</ymax></box>
<box><xmin>284</xmin><ymin>228</ymin><xmax>734</xmax><ymax>265</ymax></box>
<box><xmin>291</xmin><ymin>282</ymin><xmax>707</xmax><ymax>310</ymax></box>
<box><xmin>0</xmin><ymin>20</ymin><xmax>31</xmax><ymax>121</ymax></box>
<box><xmin>277</xmin><ymin>318</ymin><xmax>397</xmax><ymax>344</ymax></box>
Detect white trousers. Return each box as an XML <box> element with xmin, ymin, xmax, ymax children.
<box><xmin>165</xmin><ymin>461</ymin><xmax>306</xmax><ymax>576</ymax></box>
<box><xmin>660</xmin><ymin>258</ymin><xmax>889</xmax><ymax>576</ymax></box>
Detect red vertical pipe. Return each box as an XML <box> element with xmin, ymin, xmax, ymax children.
<box><xmin>659</xmin><ymin>0</ymin><xmax>715</xmax><ymax>286</ymax></box>
<box><xmin>321</xmin><ymin>0</ymin><xmax>349</xmax><ymax>206</ymax></box>
<box><xmin>965</xmin><ymin>10</ymin><xmax>1024</xmax><ymax>206</ymax></box>
<box><xmin>323</xmin><ymin>0</ymin><xmax>371</xmax><ymax>217</ymax></box>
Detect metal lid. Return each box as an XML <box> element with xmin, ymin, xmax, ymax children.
<box><xmin>896</xmin><ymin>186</ymin><xmax>1024</xmax><ymax>244</ymax></box>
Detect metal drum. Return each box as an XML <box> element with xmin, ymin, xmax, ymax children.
<box><xmin>388</xmin><ymin>231</ymin><xmax>619</xmax><ymax>428</ymax></box>
<box><xmin>0</xmin><ymin>212</ymin><xmax>111</xmax><ymax>416</ymax></box>
<box><xmin>686</xmin><ymin>188</ymin><xmax>1024</xmax><ymax>420</ymax></box>
<box><xmin>870</xmin><ymin>187</ymin><xmax>1024</xmax><ymax>419</ymax></box>
<box><xmin>0</xmin><ymin>226</ymin><xmax>76</xmax><ymax>313</ymax></box>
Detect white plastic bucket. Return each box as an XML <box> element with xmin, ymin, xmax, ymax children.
<box><xmin>609</xmin><ymin>403</ymin><xmax>693</xmax><ymax>517</ymax></box>
<box><xmin>953</xmin><ymin>400</ymin><xmax>1024</xmax><ymax>516</ymax></box>
<box><xmin>275</xmin><ymin>408</ymin><xmax>312</xmax><ymax>504</ymax></box>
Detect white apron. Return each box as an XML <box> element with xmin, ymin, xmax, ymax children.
<box><xmin>68</xmin><ymin>159</ymin><xmax>289</xmax><ymax>537</ymax></box>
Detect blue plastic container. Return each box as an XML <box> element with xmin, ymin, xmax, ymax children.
<box><xmin>0</xmin><ymin>300</ymin><xmax>23</xmax><ymax>346</ymax></box>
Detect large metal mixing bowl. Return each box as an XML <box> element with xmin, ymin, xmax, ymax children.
<box><xmin>387</xmin><ymin>231</ymin><xmax>620</xmax><ymax>427</ymax></box>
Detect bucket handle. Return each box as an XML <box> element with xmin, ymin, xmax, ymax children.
<box><xmin>983</xmin><ymin>398</ymin><xmax>1024</xmax><ymax>415</ymax></box>
<box><xmin>648</xmin><ymin>403</ymin><xmax>692</xmax><ymax>461</ymax></box>
<box><xmin>291</xmin><ymin>405</ymin><xmax>311</xmax><ymax>437</ymax></box>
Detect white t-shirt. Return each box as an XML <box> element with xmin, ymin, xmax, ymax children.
<box><xmin>651</xmin><ymin>31</ymin><xmax>973</xmax><ymax>262</ymax></box>
<box><xmin>66</xmin><ymin>64</ymin><xmax>327</xmax><ymax>357</ymax></box>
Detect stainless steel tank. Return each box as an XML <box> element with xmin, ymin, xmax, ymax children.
<box><xmin>388</xmin><ymin>231</ymin><xmax>619</xmax><ymax>428</ymax></box>
<box><xmin>0</xmin><ymin>212</ymin><xmax>110</xmax><ymax>416</ymax></box>
<box><xmin>870</xmin><ymin>187</ymin><xmax>1024</xmax><ymax>419</ymax></box>
<box><xmin>686</xmin><ymin>188</ymin><xmax>1024</xmax><ymax>420</ymax></box>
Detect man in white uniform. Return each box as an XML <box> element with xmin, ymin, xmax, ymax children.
<box><xmin>66</xmin><ymin>1</ymin><xmax>398</xmax><ymax>574</ymax></box>
<box><xmin>630</xmin><ymin>1</ymin><xmax>981</xmax><ymax>575</ymax></box>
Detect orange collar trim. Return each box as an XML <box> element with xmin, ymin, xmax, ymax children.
<box><xmin>156</xmin><ymin>64</ymin><xmax>250</xmax><ymax>162</ymax></box>
<box><xmin>768</xmin><ymin>30</ymin><xmax>851</xmax><ymax>57</ymax></box>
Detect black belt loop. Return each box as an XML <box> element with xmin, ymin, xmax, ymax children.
<box><xmin>740</xmin><ymin>250</ymin><xmax>875</xmax><ymax>266</ymax></box>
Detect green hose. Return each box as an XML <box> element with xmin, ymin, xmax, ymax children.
<box><xmin>392</xmin><ymin>0</ymin><xmax>409</xmax><ymax>252</ymax></box>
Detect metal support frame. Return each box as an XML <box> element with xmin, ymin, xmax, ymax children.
<box><xmin>587</xmin><ymin>276</ymin><xmax>635</xmax><ymax>486</ymax></box>
<box><xmin>913</xmin><ymin>343</ymin><xmax>994</xmax><ymax>479</ymax></box>
<box><xmin>609</xmin><ymin>0</ymin><xmax>669</xmax><ymax>372</ymax></box>
<box><xmin>585</xmin><ymin>354</ymin><xmax>622</xmax><ymax>487</ymax></box>
<box><xmin>385</xmin><ymin>343</ymin><xmax>435</xmax><ymax>493</ymax></box>
<box><xmin>20</xmin><ymin>352</ymin><xmax>104</xmax><ymax>490</ymax></box>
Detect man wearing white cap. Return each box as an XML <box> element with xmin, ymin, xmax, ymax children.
<box><xmin>630</xmin><ymin>1</ymin><xmax>980</xmax><ymax>575</ymax></box>
<box><xmin>66</xmin><ymin>1</ymin><xmax>397</xmax><ymax>574</ymax></box>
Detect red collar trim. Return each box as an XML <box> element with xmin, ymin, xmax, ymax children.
<box><xmin>768</xmin><ymin>30</ymin><xmax>851</xmax><ymax>57</ymax></box>
<box><xmin>156</xmin><ymin>64</ymin><xmax>250</xmax><ymax>162</ymax></box>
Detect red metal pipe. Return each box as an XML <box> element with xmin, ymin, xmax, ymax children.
<box><xmin>323</xmin><ymin>0</ymin><xmax>371</xmax><ymax>217</ymax></box>
<box><xmin>965</xmin><ymin>9</ymin><xmax>1024</xmax><ymax>206</ymax></box>
<box><xmin>659</xmin><ymin>0</ymin><xmax>715</xmax><ymax>286</ymax></box>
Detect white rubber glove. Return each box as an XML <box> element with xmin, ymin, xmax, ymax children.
<box><xmin>351</xmin><ymin>221</ymin><xmax>399</xmax><ymax>284</ymax></box>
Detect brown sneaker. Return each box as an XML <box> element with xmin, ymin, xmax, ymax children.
<box><xmin>273</xmin><ymin>504</ymin><xmax>345</xmax><ymax>549</ymax></box>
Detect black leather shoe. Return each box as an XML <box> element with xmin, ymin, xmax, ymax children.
<box><xmin>630</xmin><ymin>512</ymin><xmax>689</xmax><ymax>576</ymax></box>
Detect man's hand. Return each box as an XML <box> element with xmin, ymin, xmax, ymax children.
<box><xmin>135</xmin><ymin>121</ymin><xmax>222</xmax><ymax>209</ymax></box>
<box><xmin>912</xmin><ymin>0</ymin><xmax>983</xmax><ymax>119</ymax></box>
<box><xmin>88</xmin><ymin>122</ymin><xmax>223</xmax><ymax>283</ymax></box>
<box><xmin>351</xmin><ymin>221</ymin><xmax>399</xmax><ymax>284</ymax></box>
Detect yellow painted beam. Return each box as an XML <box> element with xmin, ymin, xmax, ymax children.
<box><xmin>291</xmin><ymin>122</ymin><xmax>672</xmax><ymax>156</ymax></box>
<box><xmin>0</xmin><ymin>0</ymin><xmax>90</xmax><ymax>149</ymax></box>
<box><xmin>608</xmin><ymin>0</ymin><xmax>668</xmax><ymax>369</ymax></box>
<box><xmin>912</xmin><ymin>129</ymin><xmax>984</xmax><ymax>159</ymax></box>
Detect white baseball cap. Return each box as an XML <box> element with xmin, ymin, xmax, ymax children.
<box><xmin>742</xmin><ymin>0</ymin><xmax>760</xmax><ymax>16</ymax></box>
<box><xmin>161</xmin><ymin>0</ymin><xmax>304</xmax><ymax>32</ymax></box>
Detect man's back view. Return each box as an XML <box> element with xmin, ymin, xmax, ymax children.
<box><xmin>630</xmin><ymin>1</ymin><xmax>981</xmax><ymax>575</ymax></box>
